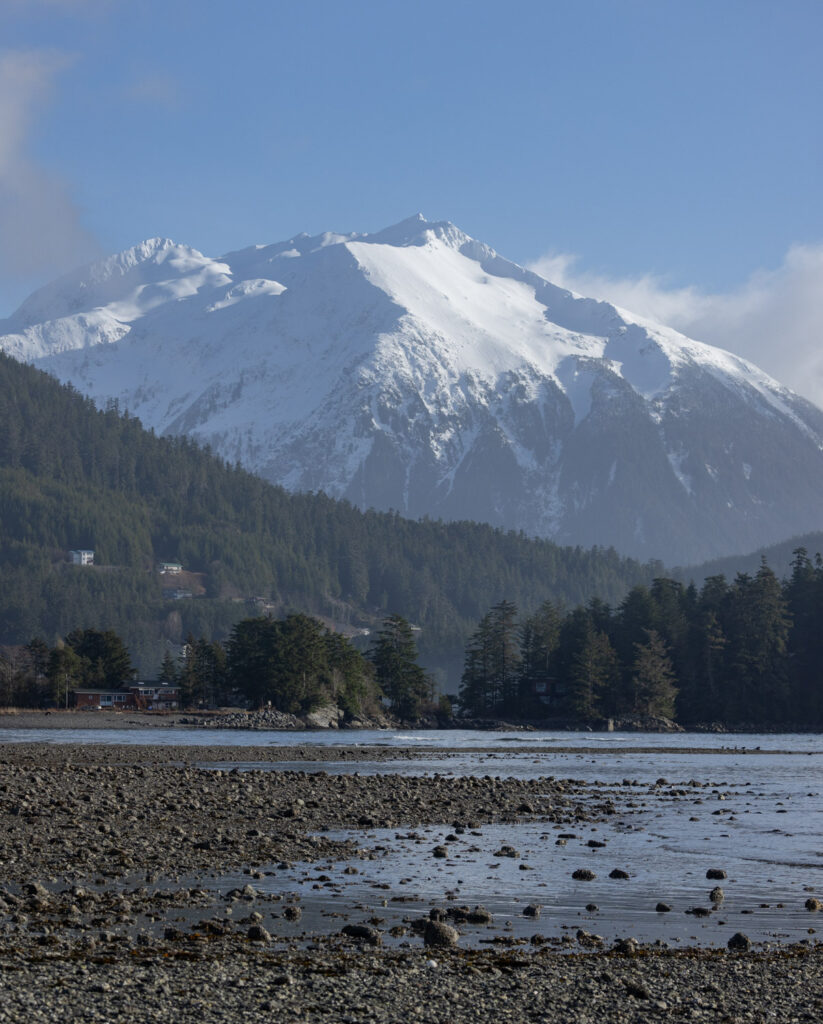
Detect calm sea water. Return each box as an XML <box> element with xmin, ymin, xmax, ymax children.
<box><xmin>0</xmin><ymin>725</ymin><xmax>820</xmax><ymax>751</ymax></box>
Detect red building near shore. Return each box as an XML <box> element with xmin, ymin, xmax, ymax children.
<box><xmin>72</xmin><ymin>684</ymin><xmax>181</xmax><ymax>711</ymax></box>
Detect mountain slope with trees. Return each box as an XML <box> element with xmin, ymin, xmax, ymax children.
<box><xmin>680</xmin><ymin>531</ymin><xmax>823</xmax><ymax>587</ymax></box>
<box><xmin>0</xmin><ymin>352</ymin><xmax>660</xmax><ymax>682</ymax></box>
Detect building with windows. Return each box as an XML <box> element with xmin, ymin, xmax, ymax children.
<box><xmin>72</xmin><ymin>683</ymin><xmax>181</xmax><ymax>711</ymax></box>
<box><xmin>68</xmin><ymin>550</ymin><xmax>94</xmax><ymax>566</ymax></box>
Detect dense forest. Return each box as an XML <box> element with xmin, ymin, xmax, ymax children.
<box><xmin>7</xmin><ymin>551</ymin><xmax>820</xmax><ymax>729</ymax></box>
<box><xmin>681</xmin><ymin>530</ymin><xmax>823</xmax><ymax>586</ymax></box>
<box><xmin>459</xmin><ymin>553</ymin><xmax>823</xmax><ymax>727</ymax></box>
<box><xmin>0</xmin><ymin>615</ymin><xmax>437</xmax><ymax>723</ymax></box>
<box><xmin>0</xmin><ymin>352</ymin><xmax>660</xmax><ymax>683</ymax></box>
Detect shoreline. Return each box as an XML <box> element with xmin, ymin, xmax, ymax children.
<box><xmin>1</xmin><ymin>738</ymin><xmax>821</xmax><ymax>1021</ymax></box>
<box><xmin>1</xmin><ymin>707</ymin><xmax>821</xmax><ymax>738</ymax></box>
<box><xmin>1</xmin><ymin>943</ymin><xmax>821</xmax><ymax>1023</ymax></box>
<box><xmin>2</xmin><ymin>943</ymin><xmax>820</xmax><ymax>1023</ymax></box>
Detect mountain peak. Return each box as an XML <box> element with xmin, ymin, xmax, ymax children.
<box><xmin>3</xmin><ymin>218</ymin><xmax>823</xmax><ymax>563</ymax></box>
<box><xmin>5</xmin><ymin>237</ymin><xmax>216</xmax><ymax>329</ymax></box>
<box><xmin>366</xmin><ymin>213</ymin><xmax>472</xmax><ymax>250</ymax></box>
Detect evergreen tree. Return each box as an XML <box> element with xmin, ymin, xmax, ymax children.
<box><xmin>487</xmin><ymin>600</ymin><xmax>521</xmax><ymax>715</ymax></box>
<box><xmin>518</xmin><ymin>600</ymin><xmax>561</xmax><ymax>713</ymax></box>
<box><xmin>323</xmin><ymin>631</ymin><xmax>378</xmax><ymax>717</ymax></box>
<box><xmin>158</xmin><ymin>650</ymin><xmax>179</xmax><ymax>684</ymax></box>
<box><xmin>724</xmin><ymin>563</ymin><xmax>791</xmax><ymax>722</ymax></box>
<box><xmin>682</xmin><ymin>608</ymin><xmax>727</xmax><ymax>723</ymax></box>
<box><xmin>61</xmin><ymin>628</ymin><xmax>133</xmax><ymax>690</ymax></box>
<box><xmin>614</xmin><ymin>585</ymin><xmax>657</xmax><ymax>713</ymax></box>
<box><xmin>226</xmin><ymin>614</ymin><xmax>376</xmax><ymax>716</ymax></box>
<box><xmin>369</xmin><ymin>614</ymin><xmax>431</xmax><ymax>719</ymax></box>
<box><xmin>784</xmin><ymin>548</ymin><xmax>823</xmax><ymax>722</ymax></box>
<box><xmin>25</xmin><ymin>637</ymin><xmax>50</xmax><ymax>681</ymax></box>
<box><xmin>459</xmin><ymin>611</ymin><xmax>495</xmax><ymax>717</ymax></box>
<box><xmin>177</xmin><ymin>635</ymin><xmax>201</xmax><ymax>707</ymax></box>
<box><xmin>47</xmin><ymin>644</ymin><xmax>83</xmax><ymax>707</ymax></box>
<box><xmin>629</xmin><ymin>629</ymin><xmax>677</xmax><ymax>718</ymax></box>
<box><xmin>567</xmin><ymin>627</ymin><xmax>619</xmax><ymax>719</ymax></box>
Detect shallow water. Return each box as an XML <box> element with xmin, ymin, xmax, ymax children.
<box><xmin>3</xmin><ymin>726</ymin><xmax>821</xmax><ymax>948</ymax></box>
<box><xmin>0</xmin><ymin>726</ymin><xmax>821</xmax><ymax>751</ymax></box>
<box><xmin>232</xmin><ymin>817</ymin><xmax>820</xmax><ymax>949</ymax></box>
<box><xmin>207</xmin><ymin>769</ymin><xmax>823</xmax><ymax>949</ymax></box>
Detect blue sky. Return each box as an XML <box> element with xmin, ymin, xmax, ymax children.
<box><xmin>2</xmin><ymin>0</ymin><xmax>822</xmax><ymax>398</ymax></box>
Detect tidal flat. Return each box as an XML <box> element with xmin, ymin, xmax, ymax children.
<box><xmin>0</xmin><ymin>736</ymin><xmax>821</xmax><ymax>1022</ymax></box>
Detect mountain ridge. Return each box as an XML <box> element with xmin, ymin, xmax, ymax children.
<box><xmin>2</xmin><ymin>215</ymin><xmax>822</xmax><ymax>564</ymax></box>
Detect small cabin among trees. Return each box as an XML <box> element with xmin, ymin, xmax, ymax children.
<box><xmin>68</xmin><ymin>550</ymin><xmax>94</xmax><ymax>566</ymax></box>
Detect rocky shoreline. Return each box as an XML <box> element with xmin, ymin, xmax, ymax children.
<box><xmin>0</xmin><ymin>740</ymin><xmax>821</xmax><ymax>1022</ymax></box>
<box><xmin>2</xmin><ymin>943</ymin><xmax>821</xmax><ymax>1024</ymax></box>
<box><xmin>1</xmin><ymin>708</ymin><xmax>821</xmax><ymax>735</ymax></box>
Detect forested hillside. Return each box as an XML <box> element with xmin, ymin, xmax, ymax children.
<box><xmin>681</xmin><ymin>532</ymin><xmax>823</xmax><ymax>588</ymax></box>
<box><xmin>0</xmin><ymin>353</ymin><xmax>659</xmax><ymax>681</ymax></box>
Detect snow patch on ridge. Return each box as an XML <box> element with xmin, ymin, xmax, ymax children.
<box><xmin>206</xmin><ymin>279</ymin><xmax>286</xmax><ymax>312</ymax></box>
<box><xmin>346</xmin><ymin>236</ymin><xmax>597</xmax><ymax>381</ymax></box>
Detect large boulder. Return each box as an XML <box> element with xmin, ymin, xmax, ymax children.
<box><xmin>305</xmin><ymin>705</ymin><xmax>343</xmax><ymax>729</ymax></box>
<box><xmin>424</xmin><ymin>921</ymin><xmax>459</xmax><ymax>948</ymax></box>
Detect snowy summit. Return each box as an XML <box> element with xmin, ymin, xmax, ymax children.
<box><xmin>2</xmin><ymin>215</ymin><xmax>823</xmax><ymax>564</ymax></box>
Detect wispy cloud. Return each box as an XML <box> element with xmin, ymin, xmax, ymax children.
<box><xmin>529</xmin><ymin>245</ymin><xmax>823</xmax><ymax>409</ymax></box>
<box><xmin>0</xmin><ymin>49</ymin><xmax>99</xmax><ymax>293</ymax></box>
<box><xmin>126</xmin><ymin>72</ymin><xmax>184</xmax><ymax>110</ymax></box>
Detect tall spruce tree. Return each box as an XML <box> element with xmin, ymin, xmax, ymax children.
<box><xmin>369</xmin><ymin>614</ymin><xmax>431</xmax><ymax>720</ymax></box>
<box><xmin>518</xmin><ymin>600</ymin><xmax>562</xmax><ymax>714</ymax></box>
<box><xmin>724</xmin><ymin>563</ymin><xmax>791</xmax><ymax>722</ymax></box>
<box><xmin>629</xmin><ymin>629</ymin><xmax>677</xmax><ymax>719</ymax></box>
<box><xmin>459</xmin><ymin>611</ymin><xmax>495</xmax><ymax>717</ymax></box>
<box><xmin>567</xmin><ymin>627</ymin><xmax>619</xmax><ymax>720</ymax></box>
<box><xmin>785</xmin><ymin>548</ymin><xmax>822</xmax><ymax>722</ymax></box>
<box><xmin>488</xmin><ymin>600</ymin><xmax>521</xmax><ymax>716</ymax></box>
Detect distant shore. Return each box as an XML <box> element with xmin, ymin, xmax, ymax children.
<box><xmin>0</xmin><ymin>707</ymin><xmax>820</xmax><ymax>736</ymax></box>
<box><xmin>0</xmin><ymin>708</ymin><xmax>206</xmax><ymax>730</ymax></box>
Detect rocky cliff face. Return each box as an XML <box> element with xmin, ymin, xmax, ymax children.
<box><xmin>3</xmin><ymin>214</ymin><xmax>822</xmax><ymax>564</ymax></box>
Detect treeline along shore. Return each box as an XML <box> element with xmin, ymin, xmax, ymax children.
<box><xmin>459</xmin><ymin>552</ymin><xmax>823</xmax><ymax>729</ymax></box>
<box><xmin>3</xmin><ymin>546</ymin><xmax>823</xmax><ymax>731</ymax></box>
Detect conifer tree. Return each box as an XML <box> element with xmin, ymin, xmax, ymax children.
<box><xmin>369</xmin><ymin>614</ymin><xmax>431</xmax><ymax>720</ymax></box>
<box><xmin>459</xmin><ymin>611</ymin><xmax>495</xmax><ymax>717</ymax></box>
<box><xmin>724</xmin><ymin>563</ymin><xmax>791</xmax><ymax>722</ymax></box>
<box><xmin>518</xmin><ymin>600</ymin><xmax>561</xmax><ymax>712</ymax></box>
<box><xmin>158</xmin><ymin>650</ymin><xmax>179</xmax><ymax>684</ymax></box>
<box><xmin>568</xmin><ymin>628</ymin><xmax>619</xmax><ymax>720</ymax></box>
<box><xmin>488</xmin><ymin>600</ymin><xmax>521</xmax><ymax>715</ymax></box>
<box><xmin>629</xmin><ymin>629</ymin><xmax>677</xmax><ymax>718</ymax></box>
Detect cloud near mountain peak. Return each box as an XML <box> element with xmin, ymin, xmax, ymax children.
<box><xmin>529</xmin><ymin>243</ymin><xmax>823</xmax><ymax>409</ymax></box>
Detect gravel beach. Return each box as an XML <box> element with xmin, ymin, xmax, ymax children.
<box><xmin>0</xmin><ymin>730</ymin><xmax>821</xmax><ymax>1022</ymax></box>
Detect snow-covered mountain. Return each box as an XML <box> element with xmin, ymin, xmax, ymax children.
<box><xmin>3</xmin><ymin>214</ymin><xmax>823</xmax><ymax>564</ymax></box>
